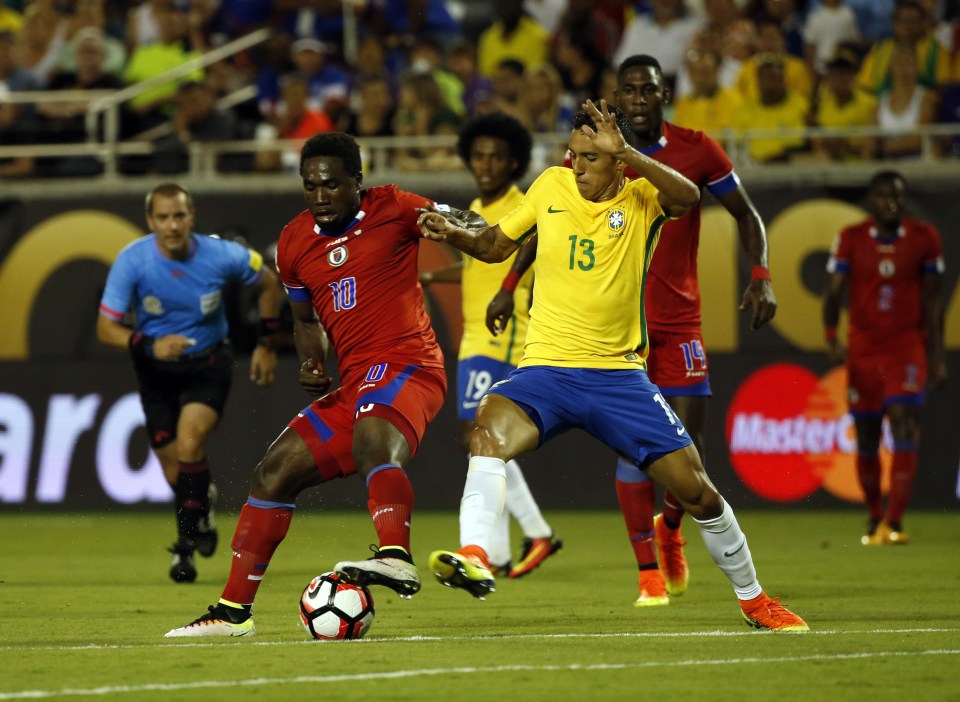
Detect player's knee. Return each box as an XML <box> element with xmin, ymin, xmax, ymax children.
<box><xmin>251</xmin><ymin>449</ymin><xmax>305</xmax><ymax>501</ymax></box>
<box><xmin>467</xmin><ymin>424</ymin><xmax>507</xmax><ymax>460</ymax></box>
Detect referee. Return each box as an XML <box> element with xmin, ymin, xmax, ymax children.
<box><xmin>98</xmin><ymin>183</ymin><xmax>282</xmax><ymax>583</ymax></box>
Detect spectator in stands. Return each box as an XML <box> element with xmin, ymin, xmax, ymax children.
<box><xmin>56</xmin><ymin>0</ymin><xmax>126</xmax><ymax>78</ymax></box>
<box><xmin>0</xmin><ymin>28</ymin><xmax>39</xmax><ymax>177</ymax></box>
<box><xmin>695</xmin><ymin>0</ymin><xmax>755</xmax><ymax>64</ymax></box>
<box><xmin>866</xmin><ymin>43</ymin><xmax>938</xmax><ymax>160</ymax></box>
<box><xmin>16</xmin><ymin>1</ymin><xmax>65</xmax><ymax>86</ymax></box>
<box><xmin>126</xmin><ymin>0</ymin><xmax>173</xmax><ymax>50</ymax></box>
<box><xmin>153</xmin><ymin>80</ymin><xmax>239</xmax><ymax>174</ymax></box>
<box><xmin>613</xmin><ymin>0</ymin><xmax>703</xmax><ymax>90</ymax></box>
<box><xmin>341</xmin><ymin>71</ymin><xmax>396</xmax><ymax>142</ymax></box>
<box><xmin>803</xmin><ymin>0</ymin><xmax>860</xmax><ymax>76</ymax></box>
<box><xmin>675</xmin><ymin>25</ymin><xmax>746</xmax><ymax>98</ymax></box>
<box><xmin>477</xmin><ymin>0</ymin><xmax>549</xmax><ymax>78</ymax></box>
<box><xmin>447</xmin><ymin>39</ymin><xmax>495</xmax><ymax>118</ymax></box>
<box><xmin>672</xmin><ymin>48</ymin><xmax>743</xmax><ymax>134</ymax></box>
<box><xmin>123</xmin><ymin>5</ymin><xmax>205</xmax><ymax>134</ymax></box>
<box><xmin>554</xmin><ymin>33</ymin><xmax>607</xmax><ymax>110</ymax></box>
<box><xmin>747</xmin><ymin>0</ymin><xmax>805</xmax><ymax>57</ymax></box>
<box><xmin>488</xmin><ymin>58</ymin><xmax>528</xmax><ymax>124</ymax></box>
<box><xmin>804</xmin><ymin>0</ymin><xmax>894</xmax><ymax>43</ymax></box>
<box><xmin>522</xmin><ymin>62</ymin><xmax>574</xmax><ymax>170</ymax></box>
<box><xmin>809</xmin><ymin>55</ymin><xmax>875</xmax><ymax>160</ymax></box>
<box><xmin>392</xmin><ymin>70</ymin><xmax>460</xmax><ymax>171</ymax></box>
<box><xmin>857</xmin><ymin>0</ymin><xmax>952</xmax><ymax>95</ymax></box>
<box><xmin>550</xmin><ymin>0</ymin><xmax>625</xmax><ymax>63</ymax></box>
<box><xmin>351</xmin><ymin>33</ymin><xmax>401</xmax><ymax>88</ymax></box>
<box><xmin>732</xmin><ymin>55</ymin><xmax>810</xmax><ymax>161</ymax></box>
<box><xmin>262</xmin><ymin>38</ymin><xmax>350</xmax><ymax>126</ymax></box>
<box><xmin>254</xmin><ymin>72</ymin><xmax>334</xmax><ymax>172</ymax></box>
<box><xmin>407</xmin><ymin>37</ymin><xmax>465</xmax><ymax>116</ymax></box>
<box><xmin>736</xmin><ymin>16</ymin><xmax>813</xmax><ymax>101</ymax></box>
<box><xmin>36</xmin><ymin>27</ymin><xmax>122</xmax><ymax>175</ymax></box>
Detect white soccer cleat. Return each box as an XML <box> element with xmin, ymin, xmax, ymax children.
<box><xmin>335</xmin><ymin>554</ymin><xmax>421</xmax><ymax>599</ymax></box>
<box><xmin>164</xmin><ymin>604</ymin><xmax>255</xmax><ymax>638</ymax></box>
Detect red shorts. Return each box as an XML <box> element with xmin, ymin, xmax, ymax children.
<box><xmin>646</xmin><ymin>329</ymin><xmax>711</xmax><ymax>397</ymax></box>
<box><xmin>847</xmin><ymin>347</ymin><xmax>926</xmax><ymax>416</ymax></box>
<box><xmin>289</xmin><ymin>363</ymin><xmax>446</xmax><ymax>481</ymax></box>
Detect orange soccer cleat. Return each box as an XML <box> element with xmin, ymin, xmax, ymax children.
<box><xmin>634</xmin><ymin>568</ymin><xmax>670</xmax><ymax>607</ymax></box>
<box><xmin>739</xmin><ymin>592</ymin><xmax>809</xmax><ymax>631</ymax></box>
<box><xmin>654</xmin><ymin>513</ymin><xmax>689</xmax><ymax>595</ymax></box>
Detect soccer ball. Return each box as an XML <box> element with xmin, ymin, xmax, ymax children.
<box><xmin>299</xmin><ymin>572</ymin><xmax>375</xmax><ymax>640</ymax></box>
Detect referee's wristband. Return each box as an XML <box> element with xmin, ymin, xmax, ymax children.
<box><xmin>258</xmin><ymin>318</ymin><xmax>280</xmax><ymax>350</ymax></box>
<box><xmin>751</xmin><ymin>265</ymin><xmax>771</xmax><ymax>282</ymax></box>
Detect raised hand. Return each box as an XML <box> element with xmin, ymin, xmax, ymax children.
<box><xmin>580</xmin><ymin>99</ymin><xmax>628</xmax><ymax>158</ymax></box>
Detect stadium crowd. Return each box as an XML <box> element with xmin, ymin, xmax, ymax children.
<box><xmin>2</xmin><ymin>0</ymin><xmax>960</xmax><ymax>177</ymax></box>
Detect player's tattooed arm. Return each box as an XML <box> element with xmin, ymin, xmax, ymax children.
<box><xmin>417</xmin><ymin>205</ymin><xmax>518</xmax><ymax>263</ymax></box>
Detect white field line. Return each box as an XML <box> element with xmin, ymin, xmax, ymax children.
<box><xmin>0</xmin><ymin>649</ymin><xmax>958</xmax><ymax>700</ymax></box>
<box><xmin>0</xmin><ymin>627</ymin><xmax>958</xmax><ymax>653</ymax></box>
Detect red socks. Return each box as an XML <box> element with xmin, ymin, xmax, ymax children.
<box><xmin>886</xmin><ymin>448</ymin><xmax>917</xmax><ymax>527</ymax></box>
<box><xmin>856</xmin><ymin>452</ymin><xmax>884</xmax><ymax>522</ymax></box>
<box><xmin>366</xmin><ymin>464</ymin><xmax>414</xmax><ymax>553</ymax></box>
<box><xmin>220</xmin><ymin>500</ymin><xmax>294</xmax><ymax>605</ymax></box>
<box><xmin>616</xmin><ymin>478</ymin><xmax>658</xmax><ymax>568</ymax></box>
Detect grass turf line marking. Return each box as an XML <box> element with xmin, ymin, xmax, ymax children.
<box><xmin>1</xmin><ymin>627</ymin><xmax>959</xmax><ymax>653</ymax></box>
<box><xmin>1</xmin><ymin>649</ymin><xmax>959</xmax><ymax>700</ymax></box>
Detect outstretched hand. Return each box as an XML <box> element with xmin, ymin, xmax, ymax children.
<box><xmin>417</xmin><ymin>204</ymin><xmax>459</xmax><ymax>241</ymax></box>
<box><xmin>580</xmin><ymin>98</ymin><xmax>628</xmax><ymax>158</ymax></box>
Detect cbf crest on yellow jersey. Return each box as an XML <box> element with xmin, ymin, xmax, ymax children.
<box><xmin>498</xmin><ymin>167</ymin><xmax>668</xmax><ymax>369</ymax></box>
<box><xmin>460</xmin><ymin>184</ymin><xmax>533</xmax><ymax>365</ymax></box>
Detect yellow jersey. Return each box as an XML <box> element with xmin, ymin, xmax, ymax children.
<box><xmin>498</xmin><ymin>167</ymin><xmax>668</xmax><ymax>370</ymax></box>
<box><xmin>459</xmin><ymin>184</ymin><xmax>533</xmax><ymax>365</ymax></box>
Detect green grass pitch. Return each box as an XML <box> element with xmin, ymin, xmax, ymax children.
<box><xmin>1</xmin><ymin>509</ymin><xmax>958</xmax><ymax>701</ymax></box>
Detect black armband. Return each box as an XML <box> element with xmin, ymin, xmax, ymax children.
<box><xmin>128</xmin><ymin>331</ymin><xmax>154</xmax><ymax>360</ymax></box>
<box><xmin>257</xmin><ymin>318</ymin><xmax>280</xmax><ymax>350</ymax></box>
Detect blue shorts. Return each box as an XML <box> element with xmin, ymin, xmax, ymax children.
<box><xmin>457</xmin><ymin>356</ymin><xmax>516</xmax><ymax>421</ymax></box>
<box><xmin>489</xmin><ymin>366</ymin><xmax>693</xmax><ymax>469</ymax></box>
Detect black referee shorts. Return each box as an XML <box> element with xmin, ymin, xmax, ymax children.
<box><xmin>134</xmin><ymin>341</ymin><xmax>234</xmax><ymax>448</ymax></box>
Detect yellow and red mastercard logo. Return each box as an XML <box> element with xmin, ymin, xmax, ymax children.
<box><xmin>726</xmin><ymin>363</ymin><xmax>891</xmax><ymax>503</ymax></box>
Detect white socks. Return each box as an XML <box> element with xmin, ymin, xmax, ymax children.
<box><xmin>504</xmin><ymin>459</ymin><xmax>552</xmax><ymax>539</ymax></box>
<box><xmin>459</xmin><ymin>456</ymin><xmax>507</xmax><ymax>553</ymax></box>
<box><xmin>693</xmin><ymin>500</ymin><xmax>763</xmax><ymax>600</ymax></box>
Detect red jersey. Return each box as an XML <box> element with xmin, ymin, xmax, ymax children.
<box><xmin>563</xmin><ymin>121</ymin><xmax>739</xmax><ymax>333</ymax></box>
<box><xmin>637</xmin><ymin>123</ymin><xmax>738</xmax><ymax>332</ymax></box>
<box><xmin>827</xmin><ymin>217</ymin><xmax>944</xmax><ymax>356</ymax></box>
<box><xmin>276</xmin><ymin>184</ymin><xmax>444</xmax><ymax>383</ymax></box>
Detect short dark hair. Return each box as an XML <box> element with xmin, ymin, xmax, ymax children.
<box><xmin>869</xmin><ymin>170</ymin><xmax>906</xmax><ymax>190</ymax></box>
<box><xmin>571</xmin><ymin>104</ymin><xmax>636</xmax><ymax>148</ymax></box>
<box><xmin>300</xmin><ymin>132</ymin><xmax>362</xmax><ymax>179</ymax></box>
<box><xmin>497</xmin><ymin>58</ymin><xmax>525</xmax><ymax>77</ymax></box>
<box><xmin>456</xmin><ymin>112</ymin><xmax>533</xmax><ymax>180</ymax></box>
<box><xmin>145</xmin><ymin>183</ymin><xmax>194</xmax><ymax>215</ymax></box>
<box><xmin>617</xmin><ymin>54</ymin><xmax>663</xmax><ymax>82</ymax></box>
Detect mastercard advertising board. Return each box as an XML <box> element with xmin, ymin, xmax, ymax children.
<box><xmin>726</xmin><ymin>363</ymin><xmax>892</xmax><ymax>503</ymax></box>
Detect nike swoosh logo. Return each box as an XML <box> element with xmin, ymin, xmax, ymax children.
<box><xmin>677</xmin><ymin>426</ymin><xmax>686</xmax><ymax>436</ymax></box>
<box><xmin>724</xmin><ymin>539</ymin><xmax>746</xmax><ymax>558</ymax></box>
<box><xmin>547</xmin><ymin>206</ymin><xmax>566</xmax><ymax>213</ymax></box>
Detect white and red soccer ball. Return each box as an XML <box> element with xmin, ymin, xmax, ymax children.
<box><xmin>299</xmin><ymin>572</ymin><xmax>375</xmax><ymax>640</ymax></box>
